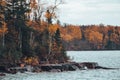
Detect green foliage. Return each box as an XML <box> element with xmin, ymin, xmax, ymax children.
<box><xmin>54</xmin><ymin>28</ymin><xmax>62</xmax><ymax>46</ymax></box>
<box><xmin>1</xmin><ymin>0</ymin><xmax>32</xmax><ymax>63</ymax></box>
<box><xmin>0</xmin><ymin>0</ymin><xmax>68</xmax><ymax>65</ymax></box>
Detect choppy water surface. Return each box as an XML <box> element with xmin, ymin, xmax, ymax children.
<box><xmin>1</xmin><ymin>51</ymin><xmax>120</xmax><ymax>80</ymax></box>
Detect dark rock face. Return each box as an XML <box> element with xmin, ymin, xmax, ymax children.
<box><xmin>40</xmin><ymin>64</ymin><xmax>64</xmax><ymax>72</ymax></box>
<box><xmin>0</xmin><ymin>62</ymin><xmax>119</xmax><ymax>74</ymax></box>
<box><xmin>40</xmin><ymin>65</ymin><xmax>52</xmax><ymax>71</ymax></box>
<box><xmin>51</xmin><ymin>65</ymin><xmax>63</xmax><ymax>71</ymax></box>
<box><xmin>0</xmin><ymin>66</ymin><xmax>6</xmax><ymax>72</ymax></box>
<box><xmin>6</xmin><ymin>67</ymin><xmax>28</xmax><ymax>74</ymax></box>
<box><xmin>62</xmin><ymin>64</ymin><xmax>75</xmax><ymax>71</ymax></box>
<box><xmin>95</xmin><ymin>66</ymin><xmax>118</xmax><ymax>69</ymax></box>
<box><xmin>40</xmin><ymin>63</ymin><xmax>77</xmax><ymax>72</ymax></box>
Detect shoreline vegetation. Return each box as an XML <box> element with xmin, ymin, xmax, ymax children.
<box><xmin>0</xmin><ymin>0</ymin><xmax>69</xmax><ymax>73</ymax></box>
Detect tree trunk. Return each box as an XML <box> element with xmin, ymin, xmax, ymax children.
<box><xmin>2</xmin><ymin>32</ymin><xmax>5</xmax><ymax>47</ymax></box>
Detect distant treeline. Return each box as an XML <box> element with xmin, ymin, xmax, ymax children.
<box><xmin>60</xmin><ymin>24</ymin><xmax>120</xmax><ymax>50</ymax></box>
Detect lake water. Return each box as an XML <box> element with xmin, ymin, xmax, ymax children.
<box><xmin>1</xmin><ymin>51</ymin><xmax>120</xmax><ymax>80</ymax></box>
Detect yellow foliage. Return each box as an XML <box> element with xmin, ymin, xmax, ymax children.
<box><xmin>49</xmin><ymin>24</ymin><xmax>59</xmax><ymax>35</ymax></box>
<box><xmin>85</xmin><ymin>30</ymin><xmax>103</xmax><ymax>43</ymax></box>
<box><xmin>23</xmin><ymin>56</ymin><xmax>39</xmax><ymax>66</ymax></box>
<box><xmin>60</xmin><ymin>25</ymin><xmax>82</xmax><ymax>41</ymax></box>
<box><xmin>70</xmin><ymin>26</ymin><xmax>82</xmax><ymax>39</ymax></box>
<box><xmin>61</xmin><ymin>34</ymin><xmax>72</xmax><ymax>42</ymax></box>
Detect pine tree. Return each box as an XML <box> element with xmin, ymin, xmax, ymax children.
<box><xmin>0</xmin><ymin>0</ymin><xmax>8</xmax><ymax>59</ymax></box>
<box><xmin>4</xmin><ymin>0</ymin><xmax>32</xmax><ymax>63</ymax></box>
<box><xmin>54</xmin><ymin>28</ymin><xmax>62</xmax><ymax>47</ymax></box>
<box><xmin>54</xmin><ymin>28</ymin><xmax>68</xmax><ymax>63</ymax></box>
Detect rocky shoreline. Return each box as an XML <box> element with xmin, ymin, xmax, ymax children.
<box><xmin>0</xmin><ymin>62</ymin><xmax>119</xmax><ymax>76</ymax></box>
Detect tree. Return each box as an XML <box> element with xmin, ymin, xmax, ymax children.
<box><xmin>0</xmin><ymin>0</ymin><xmax>8</xmax><ymax>59</ymax></box>
<box><xmin>54</xmin><ymin>28</ymin><xmax>62</xmax><ymax>46</ymax></box>
<box><xmin>54</xmin><ymin>28</ymin><xmax>68</xmax><ymax>63</ymax></box>
<box><xmin>3</xmin><ymin>0</ymin><xmax>32</xmax><ymax>63</ymax></box>
<box><xmin>0</xmin><ymin>0</ymin><xmax>68</xmax><ymax>65</ymax></box>
<box><xmin>0</xmin><ymin>0</ymin><xmax>8</xmax><ymax>48</ymax></box>
<box><xmin>43</xmin><ymin>0</ymin><xmax>66</xmax><ymax>63</ymax></box>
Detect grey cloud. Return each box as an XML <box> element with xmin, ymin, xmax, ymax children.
<box><xmin>58</xmin><ymin>0</ymin><xmax>120</xmax><ymax>25</ymax></box>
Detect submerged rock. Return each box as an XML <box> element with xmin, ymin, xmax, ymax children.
<box><xmin>0</xmin><ymin>73</ymin><xmax>6</xmax><ymax>76</ymax></box>
<box><xmin>78</xmin><ymin>62</ymin><xmax>99</xmax><ymax>69</ymax></box>
<box><xmin>49</xmin><ymin>69</ymin><xmax>61</xmax><ymax>72</ymax></box>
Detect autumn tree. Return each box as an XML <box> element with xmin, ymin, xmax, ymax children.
<box><xmin>0</xmin><ymin>0</ymin><xmax>8</xmax><ymax>59</ymax></box>
<box><xmin>0</xmin><ymin>0</ymin><xmax>8</xmax><ymax>48</ymax></box>
<box><xmin>42</xmin><ymin>0</ymin><xmax>68</xmax><ymax>63</ymax></box>
<box><xmin>0</xmin><ymin>0</ymin><xmax>68</xmax><ymax>65</ymax></box>
<box><xmin>25</xmin><ymin>0</ymin><xmax>68</xmax><ymax>63</ymax></box>
<box><xmin>54</xmin><ymin>28</ymin><xmax>68</xmax><ymax>62</ymax></box>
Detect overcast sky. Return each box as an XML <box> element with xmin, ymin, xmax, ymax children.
<box><xmin>58</xmin><ymin>0</ymin><xmax>120</xmax><ymax>26</ymax></box>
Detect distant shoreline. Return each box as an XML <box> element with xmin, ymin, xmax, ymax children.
<box><xmin>67</xmin><ymin>50</ymin><xmax>120</xmax><ymax>51</ymax></box>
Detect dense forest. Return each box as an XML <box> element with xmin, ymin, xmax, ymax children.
<box><xmin>0</xmin><ymin>0</ymin><xmax>120</xmax><ymax>67</ymax></box>
<box><xmin>60</xmin><ymin>24</ymin><xmax>120</xmax><ymax>50</ymax></box>
<box><xmin>0</xmin><ymin>0</ymin><xmax>68</xmax><ymax>66</ymax></box>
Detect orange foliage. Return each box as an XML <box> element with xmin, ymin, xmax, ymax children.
<box><xmin>45</xmin><ymin>11</ymin><xmax>52</xmax><ymax>19</ymax></box>
<box><xmin>110</xmin><ymin>33</ymin><xmax>119</xmax><ymax>43</ymax></box>
<box><xmin>49</xmin><ymin>24</ymin><xmax>59</xmax><ymax>35</ymax></box>
<box><xmin>0</xmin><ymin>22</ymin><xmax>8</xmax><ymax>36</ymax></box>
<box><xmin>90</xmin><ymin>31</ymin><xmax>103</xmax><ymax>43</ymax></box>
<box><xmin>61</xmin><ymin>34</ymin><xmax>72</xmax><ymax>41</ymax></box>
<box><xmin>0</xmin><ymin>14</ymin><xmax>4</xmax><ymax>19</ymax></box>
<box><xmin>45</xmin><ymin>10</ymin><xmax>56</xmax><ymax>20</ymax></box>
<box><xmin>84</xmin><ymin>30</ymin><xmax>103</xmax><ymax>44</ymax></box>
<box><xmin>60</xmin><ymin>25</ymin><xmax>82</xmax><ymax>41</ymax></box>
<box><xmin>23</xmin><ymin>56</ymin><xmax>39</xmax><ymax>66</ymax></box>
<box><xmin>30</xmin><ymin>0</ymin><xmax>38</xmax><ymax>9</ymax></box>
<box><xmin>26</xmin><ymin>20</ymin><xmax>47</xmax><ymax>32</ymax></box>
<box><xmin>0</xmin><ymin>0</ymin><xmax>6</xmax><ymax>6</ymax></box>
<box><xmin>26</xmin><ymin>20</ymin><xmax>59</xmax><ymax>35</ymax></box>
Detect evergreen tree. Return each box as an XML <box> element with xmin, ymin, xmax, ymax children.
<box><xmin>54</xmin><ymin>28</ymin><xmax>68</xmax><ymax>63</ymax></box>
<box><xmin>0</xmin><ymin>0</ymin><xmax>68</xmax><ymax>65</ymax></box>
<box><xmin>0</xmin><ymin>0</ymin><xmax>5</xmax><ymax>27</ymax></box>
<box><xmin>0</xmin><ymin>0</ymin><xmax>8</xmax><ymax>58</ymax></box>
<box><xmin>54</xmin><ymin>28</ymin><xmax>62</xmax><ymax>46</ymax></box>
<box><xmin>4</xmin><ymin>0</ymin><xmax>32</xmax><ymax>63</ymax></box>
